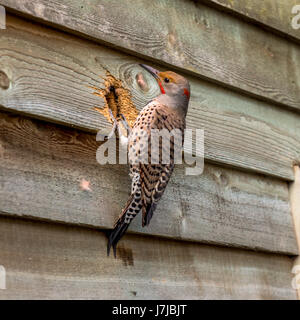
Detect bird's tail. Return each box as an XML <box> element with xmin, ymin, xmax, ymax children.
<box><xmin>107</xmin><ymin>194</ymin><xmax>137</xmax><ymax>257</ymax></box>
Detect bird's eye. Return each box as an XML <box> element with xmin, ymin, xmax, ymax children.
<box><xmin>164</xmin><ymin>78</ymin><xmax>170</xmax><ymax>83</ymax></box>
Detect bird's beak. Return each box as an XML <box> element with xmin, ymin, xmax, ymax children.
<box><xmin>139</xmin><ymin>64</ymin><xmax>160</xmax><ymax>80</ymax></box>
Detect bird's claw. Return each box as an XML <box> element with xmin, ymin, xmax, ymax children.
<box><xmin>104</xmin><ymin>109</ymin><xmax>118</xmax><ymax>140</ymax></box>
<box><xmin>120</xmin><ymin>114</ymin><xmax>130</xmax><ymax>131</ymax></box>
<box><xmin>106</xmin><ymin>110</ymin><xmax>131</xmax><ymax>139</ymax></box>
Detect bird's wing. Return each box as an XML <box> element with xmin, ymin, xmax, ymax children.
<box><xmin>129</xmin><ymin>101</ymin><xmax>185</xmax><ymax>227</ymax></box>
<box><xmin>140</xmin><ymin>162</ymin><xmax>174</xmax><ymax>226</ymax></box>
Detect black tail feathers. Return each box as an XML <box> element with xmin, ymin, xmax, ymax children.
<box><xmin>107</xmin><ymin>195</ymin><xmax>135</xmax><ymax>257</ymax></box>
<box><xmin>107</xmin><ymin>196</ymin><xmax>158</xmax><ymax>256</ymax></box>
<box><xmin>142</xmin><ymin>203</ymin><xmax>157</xmax><ymax>227</ymax></box>
<box><xmin>107</xmin><ymin>218</ymin><xmax>130</xmax><ymax>257</ymax></box>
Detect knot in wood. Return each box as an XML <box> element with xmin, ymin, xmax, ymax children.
<box><xmin>0</xmin><ymin>71</ymin><xmax>9</xmax><ymax>90</ymax></box>
<box><xmin>136</xmin><ymin>72</ymin><xmax>149</xmax><ymax>92</ymax></box>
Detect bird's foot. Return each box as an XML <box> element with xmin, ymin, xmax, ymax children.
<box><xmin>104</xmin><ymin>109</ymin><xmax>118</xmax><ymax>140</ymax></box>
<box><xmin>120</xmin><ymin>114</ymin><xmax>131</xmax><ymax>136</ymax></box>
<box><xmin>105</xmin><ymin>110</ymin><xmax>131</xmax><ymax>147</ymax></box>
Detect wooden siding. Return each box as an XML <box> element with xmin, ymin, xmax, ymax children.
<box><xmin>0</xmin><ymin>217</ymin><xmax>297</xmax><ymax>300</ymax></box>
<box><xmin>204</xmin><ymin>0</ymin><xmax>300</xmax><ymax>43</ymax></box>
<box><xmin>0</xmin><ymin>111</ymin><xmax>298</xmax><ymax>255</ymax></box>
<box><xmin>0</xmin><ymin>0</ymin><xmax>298</xmax><ymax>300</ymax></box>
<box><xmin>1</xmin><ymin>15</ymin><xmax>300</xmax><ymax>181</ymax></box>
<box><xmin>1</xmin><ymin>0</ymin><xmax>300</xmax><ymax>111</ymax></box>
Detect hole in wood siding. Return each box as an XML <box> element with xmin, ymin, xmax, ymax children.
<box><xmin>92</xmin><ymin>71</ymin><xmax>139</xmax><ymax>128</ymax></box>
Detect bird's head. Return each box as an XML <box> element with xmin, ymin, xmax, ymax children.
<box><xmin>139</xmin><ymin>64</ymin><xmax>190</xmax><ymax>115</ymax></box>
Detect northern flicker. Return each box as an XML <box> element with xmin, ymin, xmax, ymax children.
<box><xmin>107</xmin><ymin>64</ymin><xmax>190</xmax><ymax>256</ymax></box>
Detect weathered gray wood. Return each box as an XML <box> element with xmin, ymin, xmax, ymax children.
<box><xmin>1</xmin><ymin>16</ymin><xmax>299</xmax><ymax>180</ymax></box>
<box><xmin>0</xmin><ymin>111</ymin><xmax>297</xmax><ymax>254</ymax></box>
<box><xmin>0</xmin><ymin>216</ymin><xmax>297</xmax><ymax>300</ymax></box>
<box><xmin>204</xmin><ymin>0</ymin><xmax>300</xmax><ymax>42</ymax></box>
<box><xmin>1</xmin><ymin>0</ymin><xmax>300</xmax><ymax>110</ymax></box>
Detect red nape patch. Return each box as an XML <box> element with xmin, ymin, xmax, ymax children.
<box><xmin>183</xmin><ymin>88</ymin><xmax>190</xmax><ymax>99</ymax></box>
<box><xmin>158</xmin><ymin>81</ymin><xmax>166</xmax><ymax>94</ymax></box>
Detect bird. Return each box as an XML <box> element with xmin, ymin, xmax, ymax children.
<box><xmin>107</xmin><ymin>64</ymin><xmax>190</xmax><ymax>257</ymax></box>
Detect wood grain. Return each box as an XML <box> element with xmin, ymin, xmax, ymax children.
<box><xmin>1</xmin><ymin>15</ymin><xmax>299</xmax><ymax>180</ymax></box>
<box><xmin>203</xmin><ymin>0</ymin><xmax>300</xmax><ymax>43</ymax></box>
<box><xmin>1</xmin><ymin>0</ymin><xmax>300</xmax><ymax>110</ymax></box>
<box><xmin>0</xmin><ymin>216</ymin><xmax>297</xmax><ymax>300</ymax></box>
<box><xmin>0</xmin><ymin>111</ymin><xmax>297</xmax><ymax>255</ymax></box>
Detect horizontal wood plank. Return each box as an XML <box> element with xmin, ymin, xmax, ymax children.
<box><xmin>0</xmin><ymin>111</ymin><xmax>298</xmax><ymax>254</ymax></box>
<box><xmin>1</xmin><ymin>0</ymin><xmax>300</xmax><ymax>110</ymax></box>
<box><xmin>0</xmin><ymin>217</ymin><xmax>297</xmax><ymax>300</ymax></box>
<box><xmin>1</xmin><ymin>16</ymin><xmax>299</xmax><ymax>180</ymax></box>
<box><xmin>204</xmin><ymin>0</ymin><xmax>300</xmax><ymax>42</ymax></box>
